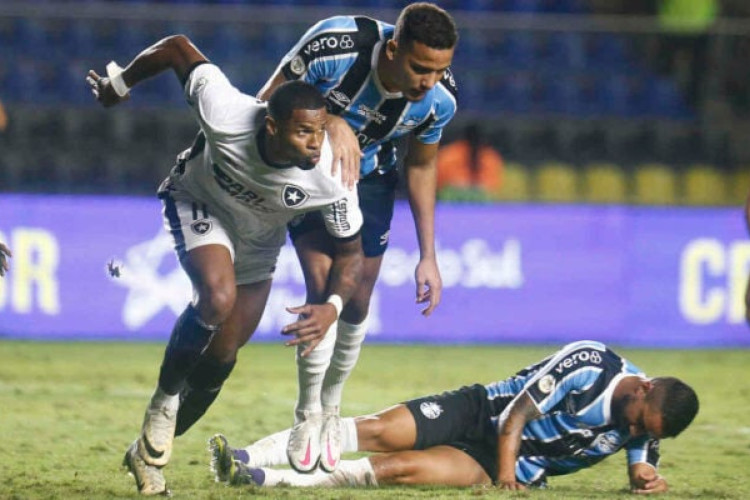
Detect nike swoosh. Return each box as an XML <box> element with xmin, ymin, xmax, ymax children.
<box><xmin>326</xmin><ymin>440</ymin><xmax>336</xmax><ymax>467</ymax></box>
<box><xmin>299</xmin><ymin>439</ymin><xmax>312</xmax><ymax>466</ymax></box>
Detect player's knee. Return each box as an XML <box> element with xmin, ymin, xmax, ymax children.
<box><xmin>197</xmin><ymin>280</ymin><xmax>236</xmax><ymax>323</ymax></box>
<box><xmin>342</xmin><ymin>291</ymin><xmax>370</xmax><ymax>323</ymax></box>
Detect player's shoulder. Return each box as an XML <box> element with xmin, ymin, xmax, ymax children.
<box><xmin>435</xmin><ymin>67</ymin><xmax>459</xmax><ymax>106</ymax></box>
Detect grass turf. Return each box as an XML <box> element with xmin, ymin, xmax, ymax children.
<box><xmin>0</xmin><ymin>341</ymin><xmax>748</xmax><ymax>499</ymax></box>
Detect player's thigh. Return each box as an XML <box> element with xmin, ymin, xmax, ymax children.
<box><xmin>205</xmin><ymin>279</ymin><xmax>273</xmax><ymax>359</ymax></box>
<box><xmin>357</xmin><ymin>404</ymin><xmax>418</xmax><ymax>451</ymax></box>
<box><xmin>162</xmin><ymin>197</ymin><xmax>236</xmax><ymax>304</ymax></box>
<box><xmin>371</xmin><ymin>446</ymin><xmax>491</xmax><ymax>487</ymax></box>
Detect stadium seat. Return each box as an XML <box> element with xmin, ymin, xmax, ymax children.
<box><xmin>492</xmin><ymin>161</ymin><xmax>530</xmax><ymax>201</ymax></box>
<box><xmin>535</xmin><ymin>161</ymin><xmax>580</xmax><ymax>202</ymax></box>
<box><xmin>728</xmin><ymin>168</ymin><xmax>750</xmax><ymax>206</ymax></box>
<box><xmin>582</xmin><ymin>162</ymin><xmax>628</xmax><ymax>204</ymax></box>
<box><xmin>542</xmin><ymin>75</ymin><xmax>585</xmax><ymax>116</ymax></box>
<box><xmin>541</xmin><ymin>32</ymin><xmax>586</xmax><ymax>70</ymax></box>
<box><xmin>587</xmin><ymin>33</ymin><xmax>629</xmax><ymax>71</ymax></box>
<box><xmin>633</xmin><ymin>163</ymin><xmax>678</xmax><ymax>205</ymax></box>
<box><xmin>501</xmin><ymin>31</ymin><xmax>537</xmax><ymax>69</ymax></box>
<box><xmin>682</xmin><ymin>164</ymin><xmax>728</xmax><ymax>206</ymax></box>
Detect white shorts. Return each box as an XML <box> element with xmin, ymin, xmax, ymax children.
<box><xmin>160</xmin><ymin>193</ymin><xmax>283</xmax><ymax>285</ymax></box>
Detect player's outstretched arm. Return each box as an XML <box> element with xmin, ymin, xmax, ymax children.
<box><xmin>404</xmin><ymin>138</ymin><xmax>442</xmax><ymax>316</ymax></box>
<box><xmin>283</xmin><ymin>235</ymin><xmax>363</xmax><ymax>356</ymax></box>
<box><xmin>495</xmin><ymin>392</ymin><xmax>540</xmax><ymax>490</ymax></box>
<box><xmin>629</xmin><ymin>463</ymin><xmax>668</xmax><ymax>494</ymax></box>
<box><xmin>0</xmin><ymin>241</ymin><xmax>11</xmax><ymax>277</ymax></box>
<box><xmin>86</xmin><ymin>35</ymin><xmax>208</xmax><ymax>108</ymax></box>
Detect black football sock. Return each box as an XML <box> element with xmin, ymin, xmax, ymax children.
<box><xmin>158</xmin><ymin>304</ymin><xmax>220</xmax><ymax>395</ymax></box>
<box><xmin>174</xmin><ymin>356</ymin><xmax>236</xmax><ymax>436</ymax></box>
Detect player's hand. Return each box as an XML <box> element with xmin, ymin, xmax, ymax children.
<box><xmin>415</xmin><ymin>256</ymin><xmax>442</xmax><ymax>316</ymax></box>
<box><xmin>631</xmin><ymin>473</ymin><xmax>668</xmax><ymax>494</ymax></box>
<box><xmin>495</xmin><ymin>478</ymin><xmax>526</xmax><ymax>491</ymax></box>
<box><xmin>0</xmin><ymin>242</ymin><xmax>11</xmax><ymax>277</ymax></box>
<box><xmin>282</xmin><ymin>303</ymin><xmax>338</xmax><ymax>357</ymax></box>
<box><xmin>326</xmin><ymin>115</ymin><xmax>362</xmax><ymax>190</ymax></box>
<box><xmin>86</xmin><ymin>70</ymin><xmax>130</xmax><ymax>108</ymax></box>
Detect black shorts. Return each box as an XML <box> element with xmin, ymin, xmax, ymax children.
<box><xmin>288</xmin><ymin>169</ymin><xmax>398</xmax><ymax>258</ymax></box>
<box><xmin>405</xmin><ymin>384</ymin><xmax>499</xmax><ymax>483</ymax></box>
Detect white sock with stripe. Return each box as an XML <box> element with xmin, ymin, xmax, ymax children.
<box><xmin>321</xmin><ymin>316</ymin><xmax>368</xmax><ymax>410</ymax></box>
<box><xmin>259</xmin><ymin>457</ymin><xmax>377</xmax><ymax>487</ymax></box>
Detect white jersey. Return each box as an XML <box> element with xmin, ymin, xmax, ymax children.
<box><xmin>163</xmin><ymin>63</ymin><xmax>362</xmax><ymax>249</ymax></box>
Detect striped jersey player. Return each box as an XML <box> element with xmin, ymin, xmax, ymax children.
<box><xmin>486</xmin><ymin>340</ymin><xmax>661</xmax><ymax>486</ymax></box>
<box><xmin>257</xmin><ymin>3</ymin><xmax>460</xmax><ymax>474</ymax></box>
<box><xmin>274</xmin><ymin>15</ymin><xmax>459</xmax><ymax>177</ymax></box>
<box><xmin>209</xmin><ymin>340</ymin><xmax>699</xmax><ymax>493</ymax></box>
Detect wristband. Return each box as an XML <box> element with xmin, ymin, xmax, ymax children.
<box><xmin>106</xmin><ymin>61</ymin><xmax>130</xmax><ymax>97</ymax></box>
<box><xmin>326</xmin><ymin>294</ymin><xmax>343</xmax><ymax>318</ymax></box>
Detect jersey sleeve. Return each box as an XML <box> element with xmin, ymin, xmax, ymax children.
<box><xmin>626</xmin><ymin>437</ymin><xmax>660</xmax><ymax>469</ymax></box>
<box><xmin>184</xmin><ymin>63</ymin><xmax>258</xmax><ymax>136</ymax></box>
<box><xmin>320</xmin><ymin>184</ymin><xmax>362</xmax><ymax>239</ymax></box>
<box><xmin>414</xmin><ymin>68</ymin><xmax>459</xmax><ymax>144</ymax></box>
<box><xmin>276</xmin><ymin>16</ymin><xmax>358</xmax><ymax>85</ymax></box>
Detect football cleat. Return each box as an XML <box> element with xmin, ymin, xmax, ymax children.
<box><xmin>138</xmin><ymin>396</ymin><xmax>179</xmax><ymax>467</ymax></box>
<box><xmin>319</xmin><ymin>410</ymin><xmax>342</xmax><ymax>472</ymax></box>
<box><xmin>123</xmin><ymin>440</ymin><xmax>170</xmax><ymax>496</ymax></box>
<box><xmin>208</xmin><ymin>434</ymin><xmax>248</xmax><ymax>483</ymax></box>
<box><xmin>229</xmin><ymin>461</ymin><xmax>266</xmax><ymax>487</ymax></box>
<box><xmin>286</xmin><ymin>411</ymin><xmax>322</xmax><ymax>473</ymax></box>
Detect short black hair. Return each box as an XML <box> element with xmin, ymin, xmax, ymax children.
<box><xmin>267</xmin><ymin>80</ymin><xmax>326</xmax><ymax>122</ymax></box>
<box><xmin>394</xmin><ymin>2</ymin><xmax>458</xmax><ymax>50</ymax></box>
<box><xmin>649</xmin><ymin>377</ymin><xmax>699</xmax><ymax>438</ymax></box>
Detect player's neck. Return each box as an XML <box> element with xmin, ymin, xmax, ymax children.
<box><xmin>376</xmin><ymin>44</ymin><xmax>399</xmax><ymax>93</ymax></box>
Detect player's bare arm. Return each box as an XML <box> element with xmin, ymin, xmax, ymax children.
<box><xmin>283</xmin><ymin>234</ymin><xmax>364</xmax><ymax>356</ymax></box>
<box><xmin>404</xmin><ymin>137</ymin><xmax>442</xmax><ymax>316</ymax></box>
<box><xmin>496</xmin><ymin>392</ymin><xmax>540</xmax><ymax>490</ymax></box>
<box><xmin>87</xmin><ymin>35</ymin><xmax>207</xmax><ymax>108</ymax></box>
<box><xmin>629</xmin><ymin>463</ymin><xmax>668</xmax><ymax>494</ymax></box>
<box><xmin>0</xmin><ymin>241</ymin><xmax>11</xmax><ymax>277</ymax></box>
<box><xmin>258</xmin><ymin>71</ymin><xmax>361</xmax><ymax>189</ymax></box>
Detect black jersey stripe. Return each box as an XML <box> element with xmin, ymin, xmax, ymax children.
<box><xmin>412</xmin><ymin>112</ymin><xmax>437</xmax><ymax>137</ymax></box>
<box><xmin>376</xmin><ymin>140</ymin><xmax>395</xmax><ymax>169</ymax></box>
<box><xmin>359</xmin><ymin>96</ymin><xmax>408</xmax><ymax>146</ymax></box>
<box><xmin>323</xmin><ymin>17</ymin><xmax>380</xmax><ymax>116</ymax></box>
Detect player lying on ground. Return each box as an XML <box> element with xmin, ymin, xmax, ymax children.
<box><xmin>209</xmin><ymin>340</ymin><xmax>698</xmax><ymax>494</ymax></box>
<box><xmin>87</xmin><ymin>35</ymin><xmax>364</xmax><ymax>495</ymax></box>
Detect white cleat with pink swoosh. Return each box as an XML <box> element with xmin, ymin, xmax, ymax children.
<box><xmin>286</xmin><ymin>411</ymin><xmax>322</xmax><ymax>473</ymax></box>
<box><xmin>319</xmin><ymin>410</ymin><xmax>342</xmax><ymax>472</ymax></box>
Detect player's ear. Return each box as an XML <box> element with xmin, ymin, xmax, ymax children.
<box><xmin>265</xmin><ymin>115</ymin><xmax>278</xmax><ymax>136</ymax></box>
<box><xmin>385</xmin><ymin>39</ymin><xmax>398</xmax><ymax>60</ymax></box>
<box><xmin>638</xmin><ymin>378</ymin><xmax>653</xmax><ymax>396</ymax></box>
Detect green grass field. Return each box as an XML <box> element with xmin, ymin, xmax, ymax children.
<box><xmin>1</xmin><ymin>341</ymin><xmax>748</xmax><ymax>499</ymax></box>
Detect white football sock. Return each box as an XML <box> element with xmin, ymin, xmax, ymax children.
<box><xmin>261</xmin><ymin>457</ymin><xmax>377</xmax><ymax>487</ymax></box>
<box><xmin>321</xmin><ymin>316</ymin><xmax>368</xmax><ymax>411</ymax></box>
<box><xmin>294</xmin><ymin>322</ymin><xmax>336</xmax><ymax>422</ymax></box>
<box><xmin>241</xmin><ymin>417</ymin><xmax>359</xmax><ymax>467</ymax></box>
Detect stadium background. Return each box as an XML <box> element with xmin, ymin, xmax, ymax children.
<box><xmin>1</xmin><ymin>0</ymin><xmax>749</xmax><ymax>348</ymax></box>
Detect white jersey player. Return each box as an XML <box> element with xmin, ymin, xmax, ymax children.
<box><xmin>87</xmin><ymin>35</ymin><xmax>364</xmax><ymax>496</ymax></box>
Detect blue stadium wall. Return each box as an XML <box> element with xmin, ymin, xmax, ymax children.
<box><xmin>1</xmin><ymin>194</ymin><xmax>748</xmax><ymax>348</ymax></box>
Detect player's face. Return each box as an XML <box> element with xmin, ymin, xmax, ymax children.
<box><xmin>620</xmin><ymin>391</ymin><xmax>666</xmax><ymax>440</ymax></box>
<box><xmin>387</xmin><ymin>40</ymin><xmax>454</xmax><ymax>101</ymax></box>
<box><xmin>275</xmin><ymin>108</ymin><xmax>327</xmax><ymax>169</ymax></box>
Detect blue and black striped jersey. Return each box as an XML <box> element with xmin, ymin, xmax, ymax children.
<box><xmin>485</xmin><ymin>341</ymin><xmax>660</xmax><ymax>485</ymax></box>
<box><xmin>274</xmin><ymin>15</ymin><xmax>458</xmax><ymax>177</ymax></box>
